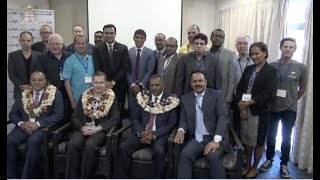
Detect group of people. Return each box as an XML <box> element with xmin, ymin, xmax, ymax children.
<box><xmin>7</xmin><ymin>23</ymin><xmax>307</xmax><ymax>179</ymax></box>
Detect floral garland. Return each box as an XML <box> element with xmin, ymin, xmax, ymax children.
<box><xmin>82</xmin><ymin>87</ymin><xmax>115</xmax><ymax>120</ymax></box>
<box><xmin>136</xmin><ymin>90</ymin><xmax>180</xmax><ymax>114</ymax></box>
<box><xmin>22</xmin><ymin>84</ymin><xmax>57</xmax><ymax>118</ymax></box>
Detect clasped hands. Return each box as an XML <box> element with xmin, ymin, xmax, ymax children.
<box><xmin>20</xmin><ymin>121</ymin><xmax>39</xmax><ymax>135</ymax></box>
<box><xmin>139</xmin><ymin>131</ymin><xmax>154</xmax><ymax>144</ymax></box>
<box><xmin>238</xmin><ymin>101</ymin><xmax>249</xmax><ymax>120</ymax></box>
<box><xmin>81</xmin><ymin>125</ymin><xmax>98</xmax><ymax>136</ymax></box>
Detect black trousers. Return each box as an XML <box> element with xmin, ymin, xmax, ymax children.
<box><xmin>65</xmin><ymin>130</ymin><xmax>106</xmax><ymax>178</ymax></box>
<box><xmin>115</xmin><ymin>133</ymin><xmax>168</xmax><ymax>178</ymax></box>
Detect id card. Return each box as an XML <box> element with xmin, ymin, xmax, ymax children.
<box><xmin>242</xmin><ymin>94</ymin><xmax>252</xmax><ymax>101</ymax></box>
<box><xmin>276</xmin><ymin>89</ymin><xmax>287</xmax><ymax>98</ymax></box>
<box><xmin>85</xmin><ymin>76</ymin><xmax>92</xmax><ymax>83</ymax></box>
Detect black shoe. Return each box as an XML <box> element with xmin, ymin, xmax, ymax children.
<box><xmin>280</xmin><ymin>165</ymin><xmax>290</xmax><ymax>178</ymax></box>
<box><xmin>259</xmin><ymin>160</ymin><xmax>273</xmax><ymax>172</ymax></box>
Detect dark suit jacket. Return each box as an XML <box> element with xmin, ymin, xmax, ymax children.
<box><xmin>65</xmin><ymin>43</ymin><xmax>95</xmax><ymax>55</ymax></box>
<box><xmin>178</xmin><ymin>88</ymin><xmax>229</xmax><ymax>151</ymax></box>
<box><xmin>175</xmin><ymin>52</ymin><xmax>222</xmax><ymax>97</ymax></box>
<box><xmin>156</xmin><ymin>53</ymin><xmax>181</xmax><ymax>94</ymax></box>
<box><xmin>35</xmin><ymin>50</ymin><xmax>72</xmax><ymax>90</ymax></box>
<box><xmin>235</xmin><ymin>63</ymin><xmax>278</xmax><ymax>115</ymax></box>
<box><xmin>92</xmin><ymin>41</ymin><xmax>130</xmax><ymax>101</ymax></box>
<box><xmin>9</xmin><ymin>90</ymin><xmax>64</xmax><ymax>127</ymax></box>
<box><xmin>132</xmin><ymin>92</ymin><xmax>177</xmax><ymax>138</ymax></box>
<box><xmin>8</xmin><ymin>50</ymin><xmax>41</xmax><ymax>99</ymax></box>
<box><xmin>71</xmin><ymin>94</ymin><xmax>120</xmax><ymax>132</ymax></box>
<box><xmin>31</xmin><ymin>41</ymin><xmax>47</xmax><ymax>53</ymax></box>
<box><xmin>153</xmin><ymin>49</ymin><xmax>166</xmax><ymax>74</ymax></box>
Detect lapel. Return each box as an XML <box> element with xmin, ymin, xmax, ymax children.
<box><xmin>158</xmin><ymin>56</ymin><xmax>165</xmax><ymax>74</ymax></box>
<box><xmin>203</xmin><ymin>53</ymin><xmax>211</xmax><ymax>74</ymax></box>
<box><xmin>254</xmin><ymin>62</ymin><xmax>268</xmax><ymax>84</ymax></box>
<box><xmin>18</xmin><ymin>50</ymin><xmax>27</xmax><ymax>77</ymax></box>
<box><xmin>187</xmin><ymin>53</ymin><xmax>196</xmax><ymax>72</ymax></box>
<box><xmin>201</xmin><ymin>89</ymin><xmax>210</xmax><ymax>119</ymax></box>
<box><xmin>138</xmin><ymin>48</ymin><xmax>146</xmax><ymax>72</ymax></box>
<box><xmin>164</xmin><ymin>53</ymin><xmax>177</xmax><ymax>76</ymax></box>
<box><xmin>186</xmin><ymin>92</ymin><xmax>196</xmax><ymax>124</ymax></box>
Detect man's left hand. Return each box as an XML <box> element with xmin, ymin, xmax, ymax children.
<box><xmin>204</xmin><ymin>141</ymin><xmax>220</xmax><ymax>155</ymax></box>
<box><xmin>25</xmin><ymin>122</ymin><xmax>39</xmax><ymax>134</ymax></box>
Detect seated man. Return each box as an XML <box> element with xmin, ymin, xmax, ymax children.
<box><xmin>65</xmin><ymin>71</ymin><xmax>120</xmax><ymax>178</ymax></box>
<box><xmin>115</xmin><ymin>75</ymin><xmax>179</xmax><ymax>178</ymax></box>
<box><xmin>7</xmin><ymin>71</ymin><xmax>64</xmax><ymax>178</ymax></box>
<box><xmin>174</xmin><ymin>70</ymin><xmax>229</xmax><ymax>178</ymax></box>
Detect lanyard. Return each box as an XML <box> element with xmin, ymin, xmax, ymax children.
<box><xmin>75</xmin><ymin>53</ymin><xmax>89</xmax><ymax>72</ymax></box>
<box><xmin>238</xmin><ymin>59</ymin><xmax>250</xmax><ymax>73</ymax></box>
<box><xmin>278</xmin><ymin>60</ymin><xmax>293</xmax><ymax>87</ymax></box>
<box><xmin>248</xmin><ymin>70</ymin><xmax>257</xmax><ymax>88</ymax></box>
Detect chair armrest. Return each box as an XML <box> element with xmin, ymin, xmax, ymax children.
<box><xmin>229</xmin><ymin>127</ymin><xmax>244</xmax><ymax>170</ymax></box>
<box><xmin>112</xmin><ymin>121</ymin><xmax>132</xmax><ymax>137</ymax></box>
<box><xmin>52</xmin><ymin>122</ymin><xmax>72</xmax><ymax>147</ymax></box>
<box><xmin>166</xmin><ymin>128</ymin><xmax>177</xmax><ymax>178</ymax></box>
<box><xmin>7</xmin><ymin>120</ymin><xmax>13</xmax><ymax>124</ymax></box>
<box><xmin>172</xmin><ymin>133</ymin><xmax>186</xmax><ymax>178</ymax></box>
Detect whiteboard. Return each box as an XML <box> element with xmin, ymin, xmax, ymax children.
<box><xmin>88</xmin><ymin>0</ymin><xmax>182</xmax><ymax>49</ymax></box>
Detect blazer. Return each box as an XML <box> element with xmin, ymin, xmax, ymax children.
<box><xmin>235</xmin><ymin>63</ymin><xmax>278</xmax><ymax>115</ymax></box>
<box><xmin>8</xmin><ymin>50</ymin><xmax>41</xmax><ymax>99</ymax></box>
<box><xmin>127</xmin><ymin>46</ymin><xmax>155</xmax><ymax>88</ymax></box>
<box><xmin>9</xmin><ymin>90</ymin><xmax>64</xmax><ymax>127</ymax></box>
<box><xmin>31</xmin><ymin>41</ymin><xmax>47</xmax><ymax>53</ymax></box>
<box><xmin>35</xmin><ymin>50</ymin><xmax>72</xmax><ymax>89</ymax></box>
<box><xmin>92</xmin><ymin>41</ymin><xmax>130</xmax><ymax>90</ymax></box>
<box><xmin>156</xmin><ymin>53</ymin><xmax>181</xmax><ymax>94</ymax></box>
<box><xmin>71</xmin><ymin>94</ymin><xmax>120</xmax><ymax>132</ymax></box>
<box><xmin>178</xmin><ymin>88</ymin><xmax>229</xmax><ymax>151</ymax></box>
<box><xmin>175</xmin><ymin>52</ymin><xmax>222</xmax><ymax>97</ymax></box>
<box><xmin>215</xmin><ymin>48</ymin><xmax>237</xmax><ymax>102</ymax></box>
<box><xmin>132</xmin><ymin>92</ymin><xmax>177</xmax><ymax>138</ymax></box>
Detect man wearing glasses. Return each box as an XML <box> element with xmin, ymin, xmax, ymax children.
<box><xmin>31</xmin><ymin>24</ymin><xmax>53</xmax><ymax>53</ymax></box>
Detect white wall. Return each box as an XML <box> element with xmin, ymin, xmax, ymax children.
<box><xmin>7</xmin><ymin>0</ymin><xmax>50</xmax><ymax>9</ymax></box>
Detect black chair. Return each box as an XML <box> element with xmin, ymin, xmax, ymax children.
<box><xmin>111</xmin><ymin>120</ymin><xmax>176</xmax><ymax>178</ymax></box>
<box><xmin>170</xmin><ymin>125</ymin><xmax>244</xmax><ymax>178</ymax></box>
<box><xmin>7</xmin><ymin>119</ymin><xmax>61</xmax><ymax>178</ymax></box>
<box><xmin>52</xmin><ymin>122</ymin><xmax>117</xmax><ymax>178</ymax></box>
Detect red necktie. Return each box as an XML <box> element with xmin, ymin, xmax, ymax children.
<box><xmin>146</xmin><ymin>97</ymin><xmax>158</xmax><ymax>131</ymax></box>
<box><xmin>33</xmin><ymin>92</ymin><xmax>40</xmax><ymax>108</ymax></box>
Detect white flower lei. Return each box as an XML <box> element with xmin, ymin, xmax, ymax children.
<box><xmin>22</xmin><ymin>84</ymin><xmax>57</xmax><ymax>118</ymax></box>
<box><xmin>82</xmin><ymin>87</ymin><xmax>115</xmax><ymax>120</ymax></box>
<box><xmin>136</xmin><ymin>90</ymin><xmax>180</xmax><ymax>114</ymax></box>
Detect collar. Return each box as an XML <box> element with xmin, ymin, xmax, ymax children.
<box><xmin>75</xmin><ymin>51</ymin><xmax>88</xmax><ymax>59</ymax></box>
<box><xmin>33</xmin><ymin>89</ymin><xmax>44</xmax><ymax>96</ymax></box>
<box><xmin>237</xmin><ymin>56</ymin><xmax>250</xmax><ymax>62</ymax></box>
<box><xmin>151</xmin><ymin>91</ymin><xmax>163</xmax><ymax>102</ymax></box>
<box><xmin>106</xmin><ymin>41</ymin><xmax>115</xmax><ymax>47</ymax></box>
<box><xmin>158</xmin><ymin>49</ymin><xmax>165</xmax><ymax>54</ymax></box>
<box><xmin>47</xmin><ymin>50</ymin><xmax>64</xmax><ymax>59</ymax></box>
<box><xmin>135</xmin><ymin>46</ymin><xmax>144</xmax><ymax>52</ymax></box>
<box><xmin>194</xmin><ymin>89</ymin><xmax>206</xmax><ymax>97</ymax></box>
<box><xmin>210</xmin><ymin>46</ymin><xmax>223</xmax><ymax>53</ymax></box>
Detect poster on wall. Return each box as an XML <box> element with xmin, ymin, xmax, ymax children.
<box><xmin>7</xmin><ymin>8</ymin><xmax>55</xmax><ymax>120</ymax></box>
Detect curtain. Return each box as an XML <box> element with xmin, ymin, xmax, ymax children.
<box><xmin>290</xmin><ymin>0</ymin><xmax>313</xmax><ymax>174</ymax></box>
<box><xmin>217</xmin><ymin>0</ymin><xmax>288</xmax><ymax>62</ymax></box>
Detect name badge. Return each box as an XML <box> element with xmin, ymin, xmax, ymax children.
<box><xmin>242</xmin><ymin>94</ymin><xmax>252</xmax><ymax>101</ymax></box>
<box><xmin>85</xmin><ymin>76</ymin><xmax>92</xmax><ymax>83</ymax></box>
<box><xmin>60</xmin><ymin>72</ymin><xmax>63</xmax><ymax>80</ymax></box>
<box><xmin>276</xmin><ymin>89</ymin><xmax>287</xmax><ymax>98</ymax></box>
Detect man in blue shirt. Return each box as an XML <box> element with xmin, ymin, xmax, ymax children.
<box><xmin>62</xmin><ymin>34</ymin><xmax>95</xmax><ymax>109</ymax></box>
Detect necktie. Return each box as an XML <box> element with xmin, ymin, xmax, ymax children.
<box><xmin>157</xmin><ymin>51</ymin><xmax>161</xmax><ymax>60</ymax></box>
<box><xmin>33</xmin><ymin>92</ymin><xmax>40</xmax><ymax>108</ymax></box>
<box><xmin>162</xmin><ymin>55</ymin><xmax>170</xmax><ymax>75</ymax></box>
<box><xmin>146</xmin><ymin>97</ymin><xmax>158</xmax><ymax>131</ymax></box>
<box><xmin>108</xmin><ymin>45</ymin><xmax>113</xmax><ymax>61</ymax></box>
<box><xmin>134</xmin><ymin>48</ymin><xmax>141</xmax><ymax>81</ymax></box>
<box><xmin>195</xmin><ymin>94</ymin><xmax>203</xmax><ymax>142</ymax></box>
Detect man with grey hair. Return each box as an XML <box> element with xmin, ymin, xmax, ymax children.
<box><xmin>32</xmin><ymin>24</ymin><xmax>53</xmax><ymax>53</ymax></box>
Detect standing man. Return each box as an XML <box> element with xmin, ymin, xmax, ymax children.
<box><xmin>62</xmin><ymin>34</ymin><xmax>95</xmax><ymax>110</ymax></box>
<box><xmin>176</xmin><ymin>33</ymin><xmax>221</xmax><ymax>98</ymax></box>
<box><xmin>210</xmin><ymin>29</ymin><xmax>237</xmax><ymax>109</ymax></box>
<box><xmin>127</xmin><ymin>29</ymin><xmax>155</xmax><ymax>118</ymax></box>
<box><xmin>31</xmin><ymin>24</ymin><xmax>53</xmax><ymax>53</ymax></box>
<box><xmin>7</xmin><ymin>71</ymin><xmax>64</xmax><ymax>178</ymax></box>
<box><xmin>259</xmin><ymin>37</ymin><xmax>307</xmax><ymax>178</ymax></box>
<box><xmin>153</xmin><ymin>33</ymin><xmax>166</xmax><ymax>73</ymax></box>
<box><xmin>156</xmin><ymin>37</ymin><xmax>180</xmax><ymax>94</ymax></box>
<box><xmin>178</xmin><ymin>24</ymin><xmax>200</xmax><ymax>54</ymax></box>
<box><xmin>8</xmin><ymin>31</ymin><xmax>41</xmax><ymax>100</ymax></box>
<box><xmin>65</xmin><ymin>25</ymin><xmax>95</xmax><ymax>55</ymax></box>
<box><xmin>93</xmin><ymin>31</ymin><xmax>104</xmax><ymax>46</ymax></box>
<box><xmin>174</xmin><ymin>71</ymin><xmax>229</xmax><ymax>178</ymax></box>
<box><xmin>65</xmin><ymin>71</ymin><xmax>120</xmax><ymax>178</ymax></box>
<box><xmin>232</xmin><ymin>35</ymin><xmax>254</xmax><ymax>134</ymax></box>
<box><xmin>115</xmin><ymin>75</ymin><xmax>178</xmax><ymax>178</ymax></box>
<box><xmin>92</xmin><ymin>24</ymin><xmax>130</xmax><ymax>115</ymax></box>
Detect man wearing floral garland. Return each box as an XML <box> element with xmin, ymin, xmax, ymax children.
<box><xmin>7</xmin><ymin>71</ymin><xmax>64</xmax><ymax>178</ymax></box>
<box><xmin>115</xmin><ymin>74</ymin><xmax>179</xmax><ymax>178</ymax></box>
<box><xmin>65</xmin><ymin>71</ymin><xmax>120</xmax><ymax>178</ymax></box>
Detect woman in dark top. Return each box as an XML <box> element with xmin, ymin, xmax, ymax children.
<box><xmin>235</xmin><ymin>42</ymin><xmax>278</xmax><ymax>178</ymax></box>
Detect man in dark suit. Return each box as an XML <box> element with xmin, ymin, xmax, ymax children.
<box><xmin>8</xmin><ymin>31</ymin><xmax>41</xmax><ymax>100</ymax></box>
<box><xmin>115</xmin><ymin>75</ymin><xmax>178</xmax><ymax>178</ymax></box>
<box><xmin>174</xmin><ymin>71</ymin><xmax>229</xmax><ymax>178</ymax></box>
<box><xmin>176</xmin><ymin>33</ymin><xmax>222</xmax><ymax>97</ymax></box>
<box><xmin>92</xmin><ymin>24</ymin><xmax>130</xmax><ymax>115</ymax></box>
<box><xmin>153</xmin><ymin>33</ymin><xmax>166</xmax><ymax>74</ymax></box>
<box><xmin>127</xmin><ymin>29</ymin><xmax>155</xmax><ymax>119</ymax></box>
<box><xmin>7</xmin><ymin>71</ymin><xmax>64</xmax><ymax>178</ymax></box>
<box><xmin>156</xmin><ymin>37</ymin><xmax>180</xmax><ymax>94</ymax></box>
<box><xmin>65</xmin><ymin>71</ymin><xmax>120</xmax><ymax>178</ymax></box>
<box><xmin>31</xmin><ymin>24</ymin><xmax>53</xmax><ymax>53</ymax></box>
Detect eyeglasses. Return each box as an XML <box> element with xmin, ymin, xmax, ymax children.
<box><xmin>212</xmin><ymin>35</ymin><xmax>225</xmax><ymax>39</ymax></box>
<box><xmin>40</xmin><ymin>32</ymin><xmax>52</xmax><ymax>35</ymax></box>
